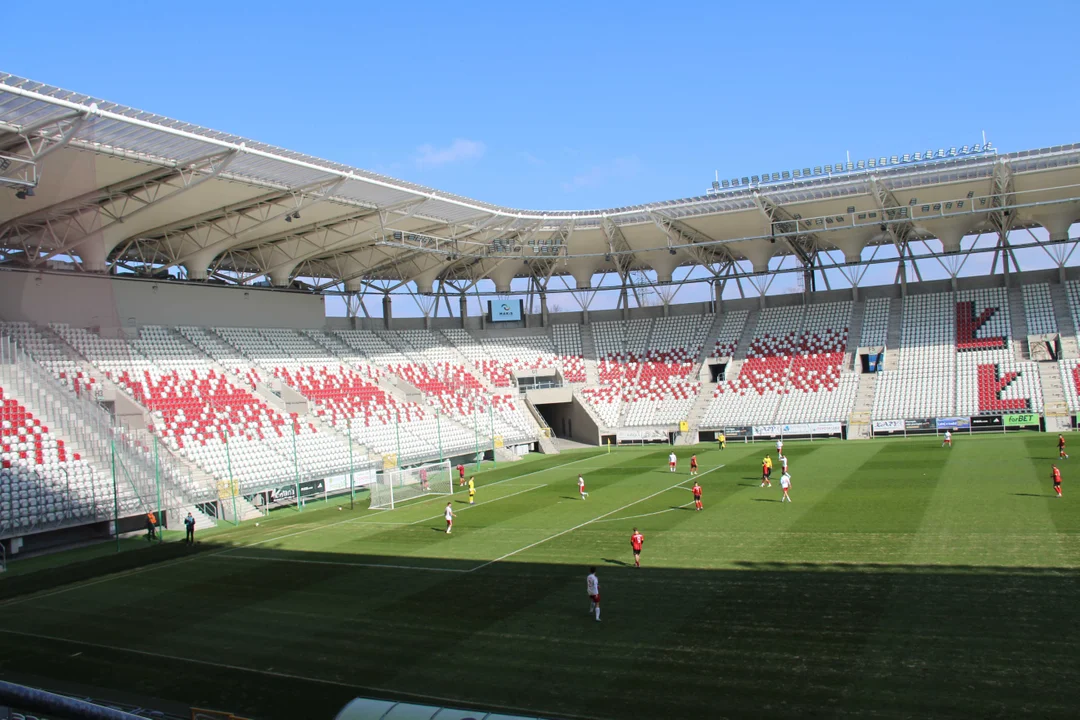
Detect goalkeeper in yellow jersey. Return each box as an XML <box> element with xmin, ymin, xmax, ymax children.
<box><xmin>468</xmin><ymin>476</ymin><xmax>476</xmax><ymax>505</ymax></box>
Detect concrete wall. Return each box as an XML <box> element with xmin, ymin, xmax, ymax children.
<box><xmin>0</xmin><ymin>269</ymin><xmax>325</xmax><ymax>329</ymax></box>
<box><xmin>534</xmin><ymin>397</ymin><xmax>600</xmax><ymax>446</ymax></box>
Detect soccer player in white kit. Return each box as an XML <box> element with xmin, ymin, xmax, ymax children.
<box><xmin>779</xmin><ymin>453</ymin><xmax>788</xmax><ymax>474</ymax></box>
<box><xmin>669</xmin><ymin>451</ymin><xmax>677</xmax><ymax>472</ymax></box>
<box><xmin>942</xmin><ymin>430</ymin><xmax>952</xmax><ymax>448</ymax></box>
<box><xmin>444</xmin><ymin>502</ymin><xmax>456</xmax><ymax>534</ymax></box>
<box><xmin>776</xmin><ymin>438</ymin><xmax>784</xmax><ymax>455</ymax></box>
<box><xmin>578</xmin><ymin>474</ymin><xmax>589</xmax><ymax>499</ymax></box>
<box><xmin>780</xmin><ymin>472</ymin><xmax>792</xmax><ymax>502</ymax></box>
<box><xmin>586</xmin><ymin>567</ymin><xmax>600</xmax><ymax>622</ymax></box>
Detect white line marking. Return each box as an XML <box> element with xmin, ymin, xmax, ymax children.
<box><xmin>208</xmin><ymin>554</ymin><xmax>468</xmax><ymax>573</ymax></box>
<box><xmin>593</xmin><ymin>501</ymin><xmax>696</xmax><ymax>523</ymax></box>
<box><xmin>468</xmin><ymin>464</ymin><xmax>724</xmax><ymax>572</ymax></box>
<box><xmin>408</xmin><ymin>484</ymin><xmax>546</xmax><ymax>525</ymax></box>
<box><xmin>0</xmin><ymin>628</ymin><xmax>587</xmax><ymax>720</ymax></box>
<box><xmin>0</xmin><ymin>454</ymin><xmax>606</xmax><ymax>608</ymax></box>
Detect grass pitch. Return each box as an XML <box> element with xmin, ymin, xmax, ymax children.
<box><xmin>1</xmin><ymin>435</ymin><xmax>1079</xmax><ymax>719</ymax></box>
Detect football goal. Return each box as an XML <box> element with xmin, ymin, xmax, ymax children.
<box><xmin>369</xmin><ymin>459</ymin><xmax>453</xmax><ymax>509</ymax></box>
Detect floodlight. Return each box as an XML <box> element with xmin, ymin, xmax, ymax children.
<box><xmin>604</xmin><ymin>253</ymin><xmax>612</xmax><ymax>262</ymax></box>
<box><xmin>902</xmin><ymin>154</ymin><xmax>911</xmax><ymax>162</ymax></box>
<box><xmin>721</xmin><ymin>179</ymin><xmax>730</xmax><ymax>188</ymax></box>
<box><xmin>15</xmin><ymin>190</ymin><xmax>26</xmax><ymax>200</ymax></box>
<box><xmin>846</xmin><ymin>162</ymin><xmax>854</xmax><ymax>171</ymax></box>
<box><xmin>781</xmin><ymin>171</ymin><xmax>790</xmax><ymax>179</ymax></box>
<box><xmin>741</xmin><ymin>177</ymin><xmax>750</xmax><ymax>185</ymax></box>
<box><xmin>967</xmin><ymin>191</ymin><xmax>974</xmax><ymax>199</ymax></box>
<box><xmin>914</xmin><ymin>152</ymin><xmax>922</xmax><ymax>161</ymax></box>
<box><xmin>856</xmin><ymin>160</ymin><xmax>865</xmax><ymax>170</ymax></box>
<box><xmin>293</xmin><ymin>211</ymin><xmax>301</xmax><ymax>219</ymax></box>
<box><xmin>909</xmin><ymin>197</ymin><xmax>917</xmax><ymax>205</ymax></box>
<box><xmin>803</xmin><ymin>168</ymin><xmax>811</xmax><ymax>177</ymax></box>
<box><xmin>824</xmin><ymin>165</ymin><xmax>832</xmax><ymax>173</ymax></box>
<box><xmin>879</xmin><ymin>157</ymin><xmax>887</xmax><ymax>166</ymax></box>
<box><xmin>732</xmin><ymin>178</ymin><xmax>740</xmax><ymax>186</ymax></box>
<box><xmin>847</xmin><ymin>206</ymin><xmax>856</xmax><ymax>214</ymax></box>
<box><xmin>973</xmin><ymin>143</ymin><xmax>982</xmax><ymax>152</ymax></box>
<box><xmin>891</xmin><ymin>155</ymin><xmax>898</xmax><ymax>164</ymax></box>
<box><xmin>793</xmin><ymin>169</ymin><xmax>802</xmax><ymax>178</ymax></box>
<box><xmin>937</xmin><ymin>149</ymin><xmax>945</xmax><ymax>158</ymax></box>
<box><xmin>868</xmin><ymin>159</ymin><xmax>876</xmax><ymax>168</ymax></box>
<box><xmin>949</xmin><ymin>147</ymin><xmax>957</xmax><ymax>156</ymax></box>
<box><xmin>669</xmin><ymin>247</ymin><xmax>677</xmax><ymax>255</ymax></box>
<box><xmin>711</xmin><ymin>180</ymin><xmax>720</xmax><ymax>190</ymax></box>
<box><xmin>772</xmin><ymin>172</ymin><xmax>780</xmax><ymax>181</ymax></box>
<box><xmin>814</xmin><ymin>166</ymin><xmax>822</xmax><ymax>175</ymax></box>
<box><xmin>284</xmin><ymin>215</ymin><xmax>292</xmax><ymax>223</ymax></box>
<box><xmin>24</xmin><ymin>188</ymin><xmax>34</xmax><ymax>197</ymax></box>
<box><xmin>751</xmin><ymin>175</ymin><xmax>759</xmax><ymax>183</ymax></box>
<box><xmin>961</xmin><ymin>145</ymin><xmax>970</xmax><ymax>154</ymax></box>
<box><xmin>926</xmin><ymin>150</ymin><xmax>934</xmax><ymax>160</ymax></box>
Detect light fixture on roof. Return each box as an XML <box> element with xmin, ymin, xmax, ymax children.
<box><xmin>857</xmin><ymin>160</ymin><xmax>865</xmax><ymax>170</ymax></box>
<box><xmin>846</xmin><ymin>206</ymin><xmax>856</xmax><ymax>214</ymax></box>
<box><xmin>293</xmin><ymin>211</ymin><xmax>300</xmax><ymax>219</ymax></box>
<box><xmin>668</xmin><ymin>247</ymin><xmax>677</xmax><ymax>255</ymax></box>
<box><xmin>914</xmin><ymin>152</ymin><xmax>922</xmax><ymax>161</ymax></box>
<box><xmin>909</xmin><ymin>197</ymin><xmax>918</xmax><ymax>205</ymax></box>
<box><xmin>604</xmin><ymin>253</ymin><xmax>612</xmax><ymax>262</ymax></box>
<box><xmin>902</xmin><ymin>154</ymin><xmax>911</xmax><ymax>162</ymax></box>
<box><xmin>284</xmin><ymin>214</ymin><xmax>292</xmax><ymax>223</ymax></box>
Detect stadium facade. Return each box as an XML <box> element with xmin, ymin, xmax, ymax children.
<box><xmin>1</xmin><ymin>73</ymin><xmax>1079</xmax><ymax>553</ymax></box>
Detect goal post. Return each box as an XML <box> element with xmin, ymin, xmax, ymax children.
<box><xmin>370</xmin><ymin>459</ymin><xmax>453</xmax><ymax>509</ymax></box>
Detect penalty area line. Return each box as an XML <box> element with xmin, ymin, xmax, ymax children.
<box><xmin>468</xmin><ymin>464</ymin><xmax>724</xmax><ymax>572</ymax></box>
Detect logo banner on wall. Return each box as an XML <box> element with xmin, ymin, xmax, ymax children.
<box><xmin>266</xmin><ymin>479</ymin><xmax>326</xmax><ymax>504</ymax></box>
<box><xmin>723</xmin><ymin>426</ymin><xmax>752</xmax><ymax>439</ymax></box>
<box><xmin>935</xmin><ymin>417</ymin><xmax>971</xmax><ymax>430</ymax></box>
<box><xmin>325</xmin><ymin>469</ymin><xmax>376</xmax><ymax>492</ymax></box>
<box><xmin>871</xmin><ymin>419</ymin><xmax>904</xmax><ymax>432</ymax></box>
<box><xmin>618</xmin><ymin>429</ymin><xmax>669</xmax><ymax>442</ymax></box>
<box><xmin>1003</xmin><ymin>413</ymin><xmax>1040</xmax><ymax>427</ymax></box>
<box><xmin>905</xmin><ymin>418</ymin><xmax>934</xmax><ymax>431</ymax></box>
<box><xmin>752</xmin><ymin>422</ymin><xmax>842</xmax><ymax>436</ymax></box>
<box><xmin>970</xmin><ymin>415</ymin><xmax>1003</xmax><ymax>428</ymax></box>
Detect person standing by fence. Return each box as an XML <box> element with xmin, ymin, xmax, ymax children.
<box><xmin>185</xmin><ymin>512</ymin><xmax>196</xmax><ymax>544</ymax></box>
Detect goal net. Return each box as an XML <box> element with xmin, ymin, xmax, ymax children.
<box><xmin>370</xmin><ymin>459</ymin><xmax>453</xmax><ymax>509</ymax></box>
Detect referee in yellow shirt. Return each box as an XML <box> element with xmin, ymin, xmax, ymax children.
<box><xmin>468</xmin><ymin>476</ymin><xmax>476</xmax><ymax>505</ymax></box>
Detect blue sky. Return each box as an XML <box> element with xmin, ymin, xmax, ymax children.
<box><xmin>4</xmin><ymin>1</ymin><xmax>1078</xmax><ymax>315</ymax></box>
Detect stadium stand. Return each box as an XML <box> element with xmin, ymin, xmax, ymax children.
<box><xmin>859</xmin><ymin>298</ymin><xmax>890</xmax><ymax>347</ymax></box>
<box><xmin>711</xmin><ymin>310</ymin><xmax>749</xmax><ymax>358</ymax></box>
<box><xmin>1022</xmin><ymin>283</ymin><xmax>1058</xmax><ymax>335</ymax></box>
<box><xmin>700</xmin><ymin>302</ymin><xmax>855</xmax><ymax>427</ymax></box>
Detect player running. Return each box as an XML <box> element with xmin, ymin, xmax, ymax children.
<box><xmin>1053</xmin><ymin>464</ymin><xmax>1063</xmax><ymax>498</ymax></box>
<box><xmin>718</xmin><ymin>432</ymin><xmax>726</xmax><ymax>450</ymax></box>
<box><xmin>630</xmin><ymin>528</ymin><xmax>644</xmax><ymax>568</ymax></box>
<box><xmin>578</xmin><ymin>474</ymin><xmax>589</xmax><ymax>499</ymax></box>
<box><xmin>942</xmin><ymin>430</ymin><xmax>952</xmax><ymax>448</ymax></box>
<box><xmin>780</xmin><ymin>472</ymin><xmax>792</xmax><ymax>503</ymax></box>
<box><xmin>468</xmin><ymin>476</ymin><xmax>476</xmax><ymax>505</ymax></box>
<box><xmin>668</xmin><ymin>451</ymin><xmax>677</xmax><ymax>473</ymax></box>
<box><xmin>692</xmin><ymin>481</ymin><xmax>703</xmax><ymax>511</ymax></box>
<box><xmin>1060</xmin><ymin>434</ymin><xmax>1069</xmax><ymax>460</ymax></box>
<box><xmin>586</xmin><ymin>567</ymin><xmax>601</xmax><ymax>621</ymax></box>
<box><xmin>689</xmin><ymin>454</ymin><xmax>698</xmax><ymax>476</ymax></box>
<box><xmin>761</xmin><ymin>455</ymin><xmax>773</xmax><ymax>487</ymax></box>
<box><xmin>457</xmin><ymin>463</ymin><xmax>466</xmax><ymax>486</ymax></box>
<box><xmin>444</xmin><ymin>502</ymin><xmax>456</xmax><ymax>534</ymax></box>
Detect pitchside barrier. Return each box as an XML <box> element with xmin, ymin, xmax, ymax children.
<box><xmin>871</xmin><ymin>413</ymin><xmax>1044</xmax><ymax>438</ymax></box>
<box><xmin>335</xmin><ymin>696</ymin><xmax>552</xmax><ymax>720</ymax></box>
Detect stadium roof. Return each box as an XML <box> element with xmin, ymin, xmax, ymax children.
<box><xmin>1</xmin><ymin>71</ymin><xmax>1079</xmax><ymax>296</ymax></box>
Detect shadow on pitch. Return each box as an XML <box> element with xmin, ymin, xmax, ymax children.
<box><xmin>602</xmin><ymin>558</ymin><xmax>631</xmax><ymax>567</ymax></box>
<box><xmin>753</xmin><ymin>498</ymin><xmax>780</xmax><ymax>503</ymax></box>
<box><xmin>1012</xmin><ymin>493</ymin><xmax>1050</xmax><ymax>498</ymax></box>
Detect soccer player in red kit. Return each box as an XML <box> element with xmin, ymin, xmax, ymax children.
<box><xmin>630</xmin><ymin>528</ymin><xmax>644</xmax><ymax>568</ymax></box>
<box><xmin>1053</xmin><ymin>464</ymin><xmax>1063</xmax><ymax>497</ymax></box>
<box><xmin>689</xmin><ymin>454</ymin><xmax>698</xmax><ymax>476</ymax></box>
<box><xmin>457</xmin><ymin>463</ymin><xmax>466</xmax><ymax>486</ymax></box>
<box><xmin>692</xmin><ymin>481</ymin><xmax>703</xmax><ymax>511</ymax></box>
<box><xmin>1059</xmin><ymin>435</ymin><xmax>1069</xmax><ymax>460</ymax></box>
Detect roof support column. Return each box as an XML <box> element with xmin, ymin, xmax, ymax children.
<box><xmin>382</xmin><ymin>295</ymin><xmax>393</xmax><ymax>331</ymax></box>
<box><xmin>459</xmin><ymin>294</ymin><xmax>468</xmax><ymax>329</ymax></box>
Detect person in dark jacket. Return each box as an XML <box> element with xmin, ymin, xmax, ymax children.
<box><xmin>184</xmin><ymin>512</ymin><xmax>196</xmax><ymax>545</ymax></box>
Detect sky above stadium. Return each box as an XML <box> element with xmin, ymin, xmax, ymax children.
<box><xmin>6</xmin><ymin>0</ymin><xmax>1078</xmax><ymax>213</ymax></box>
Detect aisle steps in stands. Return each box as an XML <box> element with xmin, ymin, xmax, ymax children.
<box><xmin>884</xmin><ymin>299</ymin><xmax>903</xmax><ymax>371</ymax></box>
<box><xmin>579</xmin><ymin>324</ymin><xmax>601</xmax><ymax>386</ymax></box>
<box><xmin>846</xmin><ymin>300</ymin><xmax>864</xmax><ymax>368</ymax></box>
<box><xmin>1051</xmin><ymin>284</ymin><xmax>1080</xmax><ymax>359</ymax></box>
<box><xmin>1008</xmin><ymin>287</ymin><xmax>1030</xmax><ymax>361</ymax></box>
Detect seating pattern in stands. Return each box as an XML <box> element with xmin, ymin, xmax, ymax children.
<box><xmin>1</xmin><ymin>385</ymin><xmax>135</xmax><ymax>534</ymax></box>
<box><xmin>1022</xmin><ymin>284</ymin><xmax>1058</xmax><ymax>335</ymax></box>
<box><xmin>711</xmin><ymin>310</ymin><xmax>749</xmax><ymax>358</ymax></box>
<box><xmin>701</xmin><ymin>302</ymin><xmax>855</xmax><ymax>426</ymax></box>
<box><xmin>0</xmin><ymin>323</ymin><xmax>100</xmax><ymax>398</ymax></box>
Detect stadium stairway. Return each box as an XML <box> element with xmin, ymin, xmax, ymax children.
<box><xmin>846</xmin><ymin>299</ymin><xmax>865</xmax><ymax>369</ymax></box>
<box><xmin>1037</xmin><ymin>362</ymin><xmax>1071</xmax><ymax>431</ymax></box>
<box><xmin>1008</xmin><ymin>287</ymin><xmax>1030</xmax><ymax>362</ymax></box>
<box><xmin>1051</xmin><ymin>284</ymin><xmax>1080</xmax><ymax>359</ymax></box>
<box><xmin>883</xmin><ymin>300</ymin><xmax>903</xmax><ymax>371</ymax></box>
<box><xmin>522</xmin><ymin>397</ymin><xmax>559</xmax><ymax>454</ymax></box>
<box><xmin>579</xmin><ymin>325</ymin><xmax>601</xmax><ymax>386</ymax></box>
